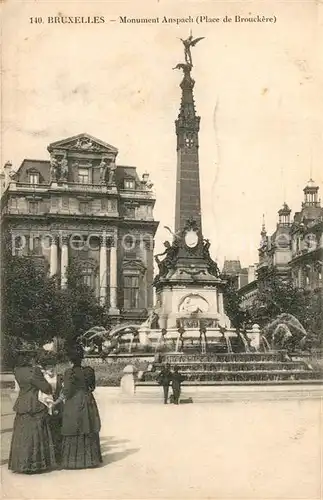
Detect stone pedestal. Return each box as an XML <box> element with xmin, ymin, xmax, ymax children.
<box><xmin>156</xmin><ymin>285</ymin><xmax>231</xmax><ymax>331</ymax></box>
<box><xmin>247</xmin><ymin>324</ymin><xmax>261</xmax><ymax>350</ymax></box>
<box><xmin>138</xmin><ymin>327</ymin><xmax>150</xmax><ymax>346</ymax></box>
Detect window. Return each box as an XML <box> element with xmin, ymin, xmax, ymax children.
<box><xmin>123</xmin><ymin>276</ymin><xmax>139</xmax><ymax>309</ymax></box>
<box><xmin>62</xmin><ymin>197</ymin><xmax>69</xmax><ymax>209</ymax></box>
<box><xmin>124</xmin><ymin>179</ymin><xmax>135</xmax><ymax>190</ymax></box>
<box><xmin>125</xmin><ymin>206</ymin><xmax>136</xmax><ymax>218</ymax></box>
<box><xmin>70</xmin><ymin>235</ymin><xmax>84</xmax><ymax>249</ymax></box>
<box><xmin>124</xmin><ymin>236</ymin><xmax>137</xmax><ymax>259</ymax></box>
<box><xmin>82</xmin><ymin>265</ymin><xmax>94</xmax><ymax>289</ymax></box>
<box><xmin>30</xmin><ymin>236</ymin><xmax>42</xmax><ymax>256</ymax></box>
<box><xmin>185</xmin><ymin>135</ymin><xmax>194</xmax><ymax>148</ymax></box>
<box><xmin>28</xmin><ymin>201</ymin><xmax>39</xmax><ymax>214</ymax></box>
<box><xmin>11</xmin><ymin>198</ymin><xmax>18</xmax><ymax>211</ymax></box>
<box><xmin>29</xmin><ymin>172</ymin><xmax>39</xmax><ymax>185</ymax></box>
<box><xmin>78</xmin><ymin>168</ymin><xmax>89</xmax><ymax>184</ymax></box>
<box><xmin>315</xmin><ymin>265</ymin><xmax>322</xmax><ymax>286</ymax></box>
<box><xmin>79</xmin><ymin>201</ymin><xmax>89</xmax><ymax>214</ymax></box>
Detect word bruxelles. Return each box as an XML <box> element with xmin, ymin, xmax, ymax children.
<box><xmin>29</xmin><ymin>16</ymin><xmax>105</xmax><ymax>24</ymax></box>
<box><xmin>118</xmin><ymin>15</ymin><xmax>276</xmax><ymax>24</ymax></box>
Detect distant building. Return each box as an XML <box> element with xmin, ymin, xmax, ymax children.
<box><xmin>257</xmin><ymin>202</ymin><xmax>293</xmax><ymax>287</ymax></box>
<box><xmin>1</xmin><ymin>133</ymin><xmax>159</xmax><ymax>323</ymax></box>
<box><xmin>222</xmin><ymin>260</ymin><xmax>249</xmax><ymax>289</ymax></box>
<box><xmin>237</xmin><ymin>179</ymin><xmax>323</xmax><ymax>310</ymax></box>
<box><xmin>222</xmin><ymin>260</ymin><xmax>257</xmax><ymax>310</ymax></box>
<box><xmin>290</xmin><ymin>180</ymin><xmax>323</xmax><ymax>291</ymax></box>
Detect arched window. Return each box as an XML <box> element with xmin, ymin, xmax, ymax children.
<box><xmin>123</xmin><ymin>234</ymin><xmax>137</xmax><ymax>259</ymax></box>
<box><xmin>29</xmin><ymin>236</ymin><xmax>42</xmax><ymax>256</ymax></box>
<box><xmin>82</xmin><ymin>264</ymin><xmax>95</xmax><ymax>289</ymax></box>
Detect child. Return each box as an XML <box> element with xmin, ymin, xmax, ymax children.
<box><xmin>38</xmin><ymin>363</ymin><xmax>56</xmax><ymax>413</ymax></box>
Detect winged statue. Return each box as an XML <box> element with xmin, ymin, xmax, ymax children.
<box><xmin>180</xmin><ymin>34</ymin><xmax>205</xmax><ymax>66</ymax></box>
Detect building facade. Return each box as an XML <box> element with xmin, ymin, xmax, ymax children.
<box><xmin>290</xmin><ymin>180</ymin><xmax>323</xmax><ymax>291</ymax></box>
<box><xmin>238</xmin><ymin>179</ymin><xmax>323</xmax><ymax>310</ymax></box>
<box><xmin>1</xmin><ymin>133</ymin><xmax>159</xmax><ymax>323</ymax></box>
<box><xmin>257</xmin><ymin>202</ymin><xmax>293</xmax><ymax>287</ymax></box>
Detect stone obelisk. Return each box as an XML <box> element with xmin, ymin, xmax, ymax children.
<box><xmin>174</xmin><ymin>55</ymin><xmax>202</xmax><ymax>234</ymax></box>
<box><xmin>153</xmin><ymin>35</ymin><xmax>228</xmax><ymax>330</ymax></box>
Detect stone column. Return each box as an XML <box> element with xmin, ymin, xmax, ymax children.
<box><xmin>60</xmin><ymin>235</ymin><xmax>69</xmax><ymax>288</ymax></box>
<box><xmin>109</xmin><ymin>240</ymin><xmax>119</xmax><ymax>314</ymax></box>
<box><xmin>214</xmin><ymin>289</ymin><xmax>218</xmax><ymax>313</ymax></box>
<box><xmin>99</xmin><ymin>236</ymin><xmax>107</xmax><ymax>306</ymax></box>
<box><xmin>49</xmin><ymin>236</ymin><xmax>58</xmax><ymax>276</ymax></box>
<box><xmin>218</xmin><ymin>291</ymin><xmax>224</xmax><ymax>315</ymax></box>
<box><xmin>141</xmin><ymin>240</ymin><xmax>150</xmax><ymax>309</ymax></box>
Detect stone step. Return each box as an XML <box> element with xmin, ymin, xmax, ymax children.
<box><xmin>138</xmin><ymin>376</ymin><xmax>323</xmax><ymax>386</ymax></box>
<box><xmin>145</xmin><ymin>369</ymin><xmax>315</xmax><ymax>376</ymax></box>
<box><xmin>154</xmin><ymin>360</ymin><xmax>306</xmax><ymax>366</ymax></box>
<box><xmin>163</xmin><ymin>352</ymin><xmax>286</xmax><ymax>361</ymax></box>
<box><xmin>151</xmin><ymin>364</ymin><xmax>309</xmax><ymax>372</ymax></box>
<box><xmin>95</xmin><ymin>385</ymin><xmax>323</xmax><ymax>403</ymax></box>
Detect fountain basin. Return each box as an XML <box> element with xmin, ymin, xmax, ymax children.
<box><xmin>138</xmin><ymin>351</ymin><xmax>323</xmax><ymax>386</ymax></box>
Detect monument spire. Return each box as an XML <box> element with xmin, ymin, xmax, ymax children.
<box><xmin>174</xmin><ymin>34</ymin><xmax>204</xmax><ymax>234</ymax></box>
<box><xmin>153</xmin><ymin>35</ymin><xmax>223</xmax><ymax>293</ymax></box>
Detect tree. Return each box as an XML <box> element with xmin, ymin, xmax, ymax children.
<box><xmin>303</xmin><ymin>292</ymin><xmax>323</xmax><ymax>346</ymax></box>
<box><xmin>249</xmin><ymin>272</ymin><xmax>320</xmax><ymax>340</ymax></box>
<box><xmin>222</xmin><ymin>274</ymin><xmax>251</xmax><ymax>330</ymax></box>
<box><xmin>2</xmin><ymin>255</ymin><xmax>60</xmax><ymax>345</ymax></box>
<box><xmin>61</xmin><ymin>258</ymin><xmax>106</xmax><ymax>343</ymax></box>
<box><xmin>1</xmin><ymin>253</ymin><xmax>63</xmax><ymax>368</ymax></box>
<box><xmin>1</xmin><ymin>251</ymin><xmax>107</xmax><ymax>367</ymax></box>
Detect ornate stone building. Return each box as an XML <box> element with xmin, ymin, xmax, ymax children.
<box><xmin>238</xmin><ymin>179</ymin><xmax>323</xmax><ymax>310</ymax></box>
<box><xmin>1</xmin><ymin>133</ymin><xmax>159</xmax><ymax>323</ymax></box>
<box><xmin>257</xmin><ymin>202</ymin><xmax>293</xmax><ymax>287</ymax></box>
<box><xmin>290</xmin><ymin>180</ymin><xmax>323</xmax><ymax>291</ymax></box>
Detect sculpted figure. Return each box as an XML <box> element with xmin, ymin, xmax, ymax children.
<box><xmin>180</xmin><ymin>34</ymin><xmax>205</xmax><ymax>67</ymax></box>
<box><xmin>60</xmin><ymin>157</ymin><xmax>68</xmax><ymax>182</ymax></box>
<box><xmin>141</xmin><ymin>310</ymin><xmax>159</xmax><ymax>329</ymax></box>
<box><xmin>107</xmin><ymin>163</ymin><xmax>117</xmax><ymax>185</ymax></box>
<box><xmin>203</xmin><ymin>238</ymin><xmax>220</xmax><ymax>277</ymax></box>
<box><xmin>155</xmin><ymin>240</ymin><xmax>179</xmax><ymax>278</ymax></box>
<box><xmin>99</xmin><ymin>158</ymin><xmax>108</xmax><ymax>184</ymax></box>
<box><xmin>50</xmin><ymin>156</ymin><xmax>60</xmax><ymax>182</ymax></box>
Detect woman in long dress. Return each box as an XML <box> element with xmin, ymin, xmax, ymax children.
<box><xmin>60</xmin><ymin>344</ymin><xmax>102</xmax><ymax>469</ymax></box>
<box><xmin>8</xmin><ymin>353</ymin><xmax>56</xmax><ymax>474</ymax></box>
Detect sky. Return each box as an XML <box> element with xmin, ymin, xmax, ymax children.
<box><xmin>2</xmin><ymin>0</ymin><xmax>323</xmax><ymax>268</ymax></box>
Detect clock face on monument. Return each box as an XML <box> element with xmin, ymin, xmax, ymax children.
<box><xmin>185</xmin><ymin>230</ymin><xmax>199</xmax><ymax>248</ymax></box>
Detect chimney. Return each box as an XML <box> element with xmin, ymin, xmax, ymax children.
<box><xmin>3</xmin><ymin>161</ymin><xmax>13</xmax><ymax>189</ymax></box>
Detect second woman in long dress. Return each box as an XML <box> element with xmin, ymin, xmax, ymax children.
<box><xmin>60</xmin><ymin>344</ymin><xmax>102</xmax><ymax>469</ymax></box>
<box><xmin>8</xmin><ymin>353</ymin><xmax>56</xmax><ymax>474</ymax></box>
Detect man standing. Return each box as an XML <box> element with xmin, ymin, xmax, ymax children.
<box><xmin>172</xmin><ymin>365</ymin><xmax>185</xmax><ymax>405</ymax></box>
<box><xmin>157</xmin><ymin>363</ymin><xmax>172</xmax><ymax>404</ymax></box>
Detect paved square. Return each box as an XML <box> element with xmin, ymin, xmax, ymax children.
<box><xmin>1</xmin><ymin>389</ymin><xmax>322</xmax><ymax>499</ymax></box>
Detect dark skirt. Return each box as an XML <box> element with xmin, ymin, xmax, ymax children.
<box><xmin>8</xmin><ymin>410</ymin><xmax>56</xmax><ymax>474</ymax></box>
<box><xmin>48</xmin><ymin>413</ymin><xmax>63</xmax><ymax>464</ymax></box>
<box><xmin>61</xmin><ymin>433</ymin><xmax>102</xmax><ymax>469</ymax></box>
